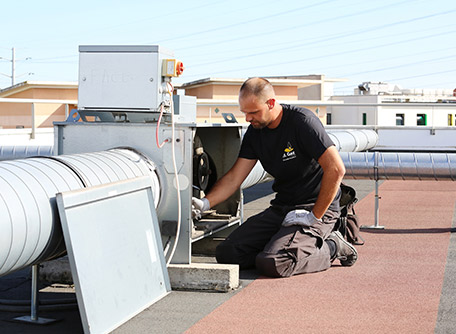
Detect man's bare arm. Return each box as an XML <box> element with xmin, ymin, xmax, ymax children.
<box><xmin>312</xmin><ymin>146</ymin><xmax>346</xmax><ymax>219</ymax></box>
<box><xmin>205</xmin><ymin>157</ymin><xmax>257</xmax><ymax>208</ymax></box>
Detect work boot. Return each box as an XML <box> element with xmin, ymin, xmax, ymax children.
<box><xmin>328</xmin><ymin>231</ymin><xmax>358</xmax><ymax>266</ymax></box>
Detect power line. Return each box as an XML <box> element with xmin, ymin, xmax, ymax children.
<box><xmin>338</xmin><ymin>55</ymin><xmax>456</xmax><ymax>77</ymax></box>
<box><xmin>186</xmin><ymin>7</ymin><xmax>456</xmax><ymax>69</ymax></box>
<box><xmin>175</xmin><ymin>0</ymin><xmax>417</xmax><ymax>53</ymax></box>
<box><xmin>185</xmin><ymin>28</ymin><xmax>456</xmax><ymax>78</ymax></box>
<box><xmin>320</xmin><ymin>45</ymin><xmax>456</xmax><ymax>73</ymax></box>
<box><xmin>385</xmin><ymin>69</ymin><xmax>456</xmax><ymax>83</ymax></box>
<box><xmin>2</xmin><ymin>0</ymin><xmax>229</xmax><ymax>47</ymax></box>
<box><xmin>153</xmin><ymin>0</ymin><xmax>338</xmax><ymax>44</ymax></box>
<box><xmin>189</xmin><ymin>23</ymin><xmax>455</xmax><ymax>69</ymax></box>
<box><xmin>0</xmin><ymin>47</ymin><xmax>32</xmax><ymax>86</ymax></box>
<box><xmin>334</xmin><ymin>69</ymin><xmax>456</xmax><ymax>91</ymax></box>
<box><xmin>30</xmin><ymin>55</ymin><xmax>77</xmax><ymax>61</ymax></box>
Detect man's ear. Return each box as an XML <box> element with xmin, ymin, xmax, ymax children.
<box><xmin>267</xmin><ymin>98</ymin><xmax>275</xmax><ymax>109</ymax></box>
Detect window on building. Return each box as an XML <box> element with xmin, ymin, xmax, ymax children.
<box><xmin>417</xmin><ymin>114</ymin><xmax>427</xmax><ymax>126</ymax></box>
<box><xmin>326</xmin><ymin>113</ymin><xmax>332</xmax><ymax>125</ymax></box>
<box><xmin>396</xmin><ymin>114</ymin><xmax>405</xmax><ymax>126</ymax></box>
<box><xmin>362</xmin><ymin>113</ymin><xmax>367</xmax><ymax>125</ymax></box>
<box><xmin>448</xmin><ymin>114</ymin><xmax>454</xmax><ymax>126</ymax></box>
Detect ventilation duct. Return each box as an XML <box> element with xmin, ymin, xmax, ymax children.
<box><xmin>0</xmin><ymin>145</ymin><xmax>54</xmax><ymax>161</ymax></box>
<box><xmin>340</xmin><ymin>152</ymin><xmax>456</xmax><ymax>180</ymax></box>
<box><xmin>327</xmin><ymin>129</ymin><xmax>378</xmax><ymax>152</ymax></box>
<box><xmin>240</xmin><ymin>129</ymin><xmax>379</xmax><ymax>190</ymax></box>
<box><xmin>0</xmin><ymin>148</ymin><xmax>160</xmax><ymax>277</ymax></box>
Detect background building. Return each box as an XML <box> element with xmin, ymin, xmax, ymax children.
<box><xmin>328</xmin><ymin>82</ymin><xmax>456</xmax><ymax>127</ymax></box>
<box><xmin>0</xmin><ymin>81</ymin><xmax>77</xmax><ymax>129</ymax></box>
<box><xmin>178</xmin><ymin>75</ymin><xmax>345</xmax><ymax>125</ymax></box>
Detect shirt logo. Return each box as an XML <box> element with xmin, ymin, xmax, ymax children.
<box><xmin>282</xmin><ymin>142</ymin><xmax>297</xmax><ymax>162</ymax></box>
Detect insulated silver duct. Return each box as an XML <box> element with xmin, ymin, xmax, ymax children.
<box><xmin>0</xmin><ymin>145</ymin><xmax>54</xmax><ymax>161</ymax></box>
<box><xmin>241</xmin><ymin>161</ymin><xmax>273</xmax><ymax>190</ymax></box>
<box><xmin>0</xmin><ymin>148</ymin><xmax>160</xmax><ymax>277</ymax></box>
<box><xmin>341</xmin><ymin>152</ymin><xmax>456</xmax><ymax>180</ymax></box>
<box><xmin>240</xmin><ymin>130</ymin><xmax>379</xmax><ymax>190</ymax></box>
<box><xmin>327</xmin><ymin>129</ymin><xmax>378</xmax><ymax>152</ymax></box>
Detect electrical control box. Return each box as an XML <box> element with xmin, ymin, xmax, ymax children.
<box><xmin>162</xmin><ymin>59</ymin><xmax>184</xmax><ymax>77</ymax></box>
<box><xmin>78</xmin><ymin>45</ymin><xmax>174</xmax><ymax>111</ymax></box>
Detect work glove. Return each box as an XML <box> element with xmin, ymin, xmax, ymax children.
<box><xmin>191</xmin><ymin>197</ymin><xmax>210</xmax><ymax>219</ymax></box>
<box><xmin>282</xmin><ymin>209</ymin><xmax>322</xmax><ymax>228</ymax></box>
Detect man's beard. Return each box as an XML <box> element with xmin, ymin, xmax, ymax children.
<box><xmin>250</xmin><ymin>120</ymin><xmax>269</xmax><ymax>129</ymax></box>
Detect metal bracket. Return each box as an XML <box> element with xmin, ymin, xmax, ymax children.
<box><xmin>222</xmin><ymin>113</ymin><xmax>238</xmax><ymax>123</ymax></box>
<box><xmin>13</xmin><ymin>265</ymin><xmax>58</xmax><ymax>325</ymax></box>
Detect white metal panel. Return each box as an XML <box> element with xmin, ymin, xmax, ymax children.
<box><xmin>79</xmin><ymin>52</ymin><xmax>160</xmax><ymax>110</ymax></box>
<box><xmin>56</xmin><ymin>176</ymin><xmax>170</xmax><ymax>334</ymax></box>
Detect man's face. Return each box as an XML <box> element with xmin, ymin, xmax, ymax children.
<box><xmin>239</xmin><ymin>94</ymin><xmax>273</xmax><ymax>129</ymax></box>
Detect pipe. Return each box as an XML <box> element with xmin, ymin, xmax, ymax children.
<box><xmin>0</xmin><ymin>148</ymin><xmax>160</xmax><ymax>277</ymax></box>
<box><xmin>240</xmin><ymin>130</ymin><xmax>379</xmax><ymax>190</ymax></box>
<box><xmin>0</xmin><ymin>145</ymin><xmax>54</xmax><ymax>161</ymax></box>
<box><xmin>340</xmin><ymin>152</ymin><xmax>456</xmax><ymax>180</ymax></box>
<box><xmin>241</xmin><ymin>161</ymin><xmax>273</xmax><ymax>190</ymax></box>
<box><xmin>327</xmin><ymin>129</ymin><xmax>378</xmax><ymax>152</ymax></box>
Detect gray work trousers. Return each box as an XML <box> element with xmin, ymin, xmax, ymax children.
<box><xmin>216</xmin><ymin>205</ymin><xmax>339</xmax><ymax>278</ymax></box>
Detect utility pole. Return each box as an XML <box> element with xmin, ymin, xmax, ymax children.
<box><xmin>12</xmin><ymin>47</ymin><xmax>15</xmax><ymax>85</ymax></box>
<box><xmin>0</xmin><ymin>47</ymin><xmax>32</xmax><ymax>86</ymax></box>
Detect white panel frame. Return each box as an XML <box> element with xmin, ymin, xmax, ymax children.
<box><xmin>56</xmin><ymin>176</ymin><xmax>170</xmax><ymax>334</ymax></box>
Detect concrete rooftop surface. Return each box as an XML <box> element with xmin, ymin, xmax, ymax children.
<box><xmin>0</xmin><ymin>179</ymin><xmax>455</xmax><ymax>333</ymax></box>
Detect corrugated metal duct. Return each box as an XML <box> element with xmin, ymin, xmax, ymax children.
<box><xmin>327</xmin><ymin>129</ymin><xmax>378</xmax><ymax>153</ymax></box>
<box><xmin>240</xmin><ymin>130</ymin><xmax>379</xmax><ymax>190</ymax></box>
<box><xmin>241</xmin><ymin>161</ymin><xmax>273</xmax><ymax>190</ymax></box>
<box><xmin>241</xmin><ymin>128</ymin><xmax>379</xmax><ymax>153</ymax></box>
<box><xmin>0</xmin><ymin>148</ymin><xmax>160</xmax><ymax>277</ymax></box>
<box><xmin>340</xmin><ymin>152</ymin><xmax>456</xmax><ymax>180</ymax></box>
<box><xmin>0</xmin><ymin>145</ymin><xmax>54</xmax><ymax>161</ymax></box>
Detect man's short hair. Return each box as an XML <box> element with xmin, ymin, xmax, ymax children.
<box><xmin>239</xmin><ymin>77</ymin><xmax>274</xmax><ymax>100</ymax></box>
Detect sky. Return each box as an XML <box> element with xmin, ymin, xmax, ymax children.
<box><xmin>1</xmin><ymin>0</ymin><xmax>455</xmax><ymax>94</ymax></box>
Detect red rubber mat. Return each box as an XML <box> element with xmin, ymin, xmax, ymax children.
<box><xmin>187</xmin><ymin>180</ymin><xmax>456</xmax><ymax>333</ymax></box>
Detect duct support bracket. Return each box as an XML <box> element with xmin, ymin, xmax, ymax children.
<box><xmin>361</xmin><ymin>151</ymin><xmax>385</xmax><ymax>230</ymax></box>
<box><xmin>13</xmin><ymin>264</ymin><xmax>58</xmax><ymax>325</ymax></box>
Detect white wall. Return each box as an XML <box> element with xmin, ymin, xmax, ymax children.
<box><xmin>329</xmin><ymin>95</ymin><xmax>456</xmax><ymax>127</ymax></box>
<box><xmin>329</xmin><ymin>95</ymin><xmax>378</xmax><ymax>125</ymax></box>
<box><xmin>376</xmin><ymin>127</ymin><xmax>456</xmax><ymax>151</ymax></box>
<box><xmin>0</xmin><ymin>128</ymin><xmax>54</xmax><ymax>145</ymax></box>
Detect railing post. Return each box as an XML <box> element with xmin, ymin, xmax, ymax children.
<box><xmin>362</xmin><ymin>151</ymin><xmax>385</xmax><ymax>230</ymax></box>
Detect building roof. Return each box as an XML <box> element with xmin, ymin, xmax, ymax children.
<box><xmin>178</xmin><ymin>76</ymin><xmax>347</xmax><ymax>89</ymax></box>
<box><xmin>0</xmin><ymin>81</ymin><xmax>78</xmax><ymax>97</ymax></box>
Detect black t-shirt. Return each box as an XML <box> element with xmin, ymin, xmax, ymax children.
<box><xmin>239</xmin><ymin>104</ymin><xmax>340</xmax><ymax>212</ymax></box>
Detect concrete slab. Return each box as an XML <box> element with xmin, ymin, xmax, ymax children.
<box><xmin>168</xmin><ymin>263</ymin><xmax>239</xmax><ymax>292</ymax></box>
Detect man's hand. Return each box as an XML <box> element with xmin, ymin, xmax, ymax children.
<box><xmin>282</xmin><ymin>209</ymin><xmax>322</xmax><ymax>227</ymax></box>
<box><xmin>191</xmin><ymin>197</ymin><xmax>210</xmax><ymax>219</ymax></box>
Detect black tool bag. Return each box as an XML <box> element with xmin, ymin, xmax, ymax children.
<box><xmin>336</xmin><ymin>183</ymin><xmax>365</xmax><ymax>245</ymax></box>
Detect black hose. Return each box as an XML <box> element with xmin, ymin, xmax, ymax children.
<box><xmin>0</xmin><ymin>297</ymin><xmax>77</xmax><ymax>306</ymax></box>
<box><xmin>0</xmin><ymin>303</ymin><xmax>78</xmax><ymax>312</ymax></box>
